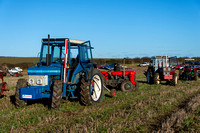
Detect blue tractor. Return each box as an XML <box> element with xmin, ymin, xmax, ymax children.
<box><xmin>15</xmin><ymin>35</ymin><xmax>103</xmax><ymax>109</ymax></box>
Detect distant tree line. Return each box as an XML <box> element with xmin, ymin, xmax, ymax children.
<box><xmin>1</xmin><ymin>57</ymin><xmax>200</xmax><ymax>69</ymax></box>
<box><xmin>93</xmin><ymin>57</ymin><xmax>200</xmax><ymax>65</ymax></box>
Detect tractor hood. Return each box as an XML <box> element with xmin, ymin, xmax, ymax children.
<box><xmin>28</xmin><ymin>65</ymin><xmax>61</xmax><ymax>75</ymax></box>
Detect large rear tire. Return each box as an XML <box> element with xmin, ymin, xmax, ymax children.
<box><xmin>194</xmin><ymin>70</ymin><xmax>197</xmax><ymax>81</ymax></box>
<box><xmin>154</xmin><ymin>73</ymin><xmax>160</xmax><ymax>85</ymax></box>
<box><xmin>146</xmin><ymin>70</ymin><xmax>152</xmax><ymax>84</ymax></box>
<box><xmin>179</xmin><ymin>69</ymin><xmax>183</xmax><ymax>80</ymax></box>
<box><xmin>170</xmin><ymin>73</ymin><xmax>178</xmax><ymax>86</ymax></box>
<box><xmin>15</xmin><ymin>79</ymin><xmax>28</xmax><ymax>108</ymax></box>
<box><xmin>80</xmin><ymin>69</ymin><xmax>103</xmax><ymax>106</ymax></box>
<box><xmin>51</xmin><ymin>80</ymin><xmax>63</xmax><ymax>109</ymax></box>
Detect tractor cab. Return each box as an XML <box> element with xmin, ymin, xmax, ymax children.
<box><xmin>150</xmin><ymin>56</ymin><xmax>170</xmax><ymax>73</ymax></box>
<box><xmin>146</xmin><ymin>56</ymin><xmax>178</xmax><ymax>86</ymax></box>
<box><xmin>16</xmin><ymin>35</ymin><xmax>103</xmax><ymax>109</ymax></box>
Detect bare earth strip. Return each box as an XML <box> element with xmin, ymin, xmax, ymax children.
<box><xmin>155</xmin><ymin>92</ymin><xmax>200</xmax><ymax>133</ymax></box>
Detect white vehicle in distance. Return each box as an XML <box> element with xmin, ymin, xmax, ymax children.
<box><xmin>15</xmin><ymin>67</ymin><xmax>23</xmax><ymax>72</ymax></box>
<box><xmin>139</xmin><ymin>62</ymin><xmax>149</xmax><ymax>67</ymax></box>
<box><xmin>8</xmin><ymin>67</ymin><xmax>23</xmax><ymax>73</ymax></box>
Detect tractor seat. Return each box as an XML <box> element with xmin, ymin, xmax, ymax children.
<box><xmin>111</xmin><ymin>70</ymin><xmax>135</xmax><ymax>76</ymax></box>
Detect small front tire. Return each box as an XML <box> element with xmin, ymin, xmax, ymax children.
<box><xmin>121</xmin><ymin>80</ymin><xmax>133</xmax><ymax>92</ymax></box>
<box><xmin>15</xmin><ymin>79</ymin><xmax>28</xmax><ymax>108</ymax></box>
<box><xmin>170</xmin><ymin>73</ymin><xmax>178</xmax><ymax>86</ymax></box>
<box><xmin>154</xmin><ymin>73</ymin><xmax>160</xmax><ymax>85</ymax></box>
<box><xmin>51</xmin><ymin>80</ymin><xmax>63</xmax><ymax>109</ymax></box>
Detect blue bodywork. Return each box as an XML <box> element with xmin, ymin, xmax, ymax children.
<box><xmin>20</xmin><ymin>38</ymin><xmax>93</xmax><ymax>100</ymax></box>
<box><xmin>104</xmin><ymin>63</ymin><xmax>115</xmax><ymax>70</ymax></box>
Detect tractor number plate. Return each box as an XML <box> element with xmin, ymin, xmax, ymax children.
<box><xmin>22</xmin><ymin>95</ymin><xmax>32</xmax><ymax>98</ymax></box>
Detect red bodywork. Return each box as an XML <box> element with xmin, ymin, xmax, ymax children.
<box><xmin>181</xmin><ymin>66</ymin><xmax>199</xmax><ymax>77</ymax></box>
<box><xmin>164</xmin><ymin>75</ymin><xmax>172</xmax><ymax>80</ymax></box>
<box><xmin>0</xmin><ymin>74</ymin><xmax>8</xmax><ymax>95</ymax></box>
<box><xmin>12</xmin><ymin>72</ymin><xmax>23</xmax><ymax>77</ymax></box>
<box><xmin>101</xmin><ymin>70</ymin><xmax>136</xmax><ymax>85</ymax></box>
<box><xmin>175</xmin><ymin>64</ymin><xmax>184</xmax><ymax>70</ymax></box>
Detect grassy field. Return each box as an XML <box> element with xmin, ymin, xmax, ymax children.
<box><xmin>0</xmin><ymin>66</ymin><xmax>200</xmax><ymax>132</ymax></box>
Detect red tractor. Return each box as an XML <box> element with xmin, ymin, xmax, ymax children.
<box><xmin>146</xmin><ymin>56</ymin><xmax>178</xmax><ymax>86</ymax></box>
<box><xmin>179</xmin><ymin>59</ymin><xmax>199</xmax><ymax>81</ymax></box>
<box><xmin>100</xmin><ymin>63</ymin><xmax>138</xmax><ymax>95</ymax></box>
<box><xmin>179</xmin><ymin>66</ymin><xmax>198</xmax><ymax>81</ymax></box>
<box><xmin>0</xmin><ymin>74</ymin><xmax>8</xmax><ymax>97</ymax></box>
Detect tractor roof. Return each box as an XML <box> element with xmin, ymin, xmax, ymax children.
<box><xmin>151</xmin><ymin>56</ymin><xmax>169</xmax><ymax>59</ymax></box>
<box><xmin>184</xmin><ymin>58</ymin><xmax>195</xmax><ymax>61</ymax></box>
<box><xmin>42</xmin><ymin>38</ymin><xmax>88</xmax><ymax>46</ymax></box>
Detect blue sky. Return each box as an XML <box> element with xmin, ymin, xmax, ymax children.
<box><xmin>0</xmin><ymin>0</ymin><xmax>200</xmax><ymax>58</ymax></box>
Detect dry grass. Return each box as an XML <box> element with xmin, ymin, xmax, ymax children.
<box><xmin>0</xmin><ymin>67</ymin><xmax>200</xmax><ymax>132</ymax></box>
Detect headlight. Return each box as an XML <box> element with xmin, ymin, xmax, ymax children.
<box><xmin>29</xmin><ymin>79</ymin><xmax>34</xmax><ymax>84</ymax></box>
<box><xmin>28</xmin><ymin>75</ymin><xmax>48</xmax><ymax>86</ymax></box>
<box><xmin>36</xmin><ymin>79</ymin><xmax>43</xmax><ymax>85</ymax></box>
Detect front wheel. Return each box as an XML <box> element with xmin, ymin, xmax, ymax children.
<box><xmin>154</xmin><ymin>73</ymin><xmax>160</xmax><ymax>85</ymax></box>
<box><xmin>170</xmin><ymin>73</ymin><xmax>178</xmax><ymax>86</ymax></box>
<box><xmin>51</xmin><ymin>80</ymin><xmax>63</xmax><ymax>109</ymax></box>
<box><xmin>179</xmin><ymin>69</ymin><xmax>183</xmax><ymax>80</ymax></box>
<box><xmin>80</xmin><ymin>69</ymin><xmax>103</xmax><ymax>105</ymax></box>
<box><xmin>194</xmin><ymin>70</ymin><xmax>197</xmax><ymax>81</ymax></box>
<box><xmin>146</xmin><ymin>71</ymin><xmax>152</xmax><ymax>84</ymax></box>
<box><xmin>121</xmin><ymin>80</ymin><xmax>133</xmax><ymax>92</ymax></box>
<box><xmin>15</xmin><ymin>79</ymin><xmax>28</xmax><ymax>108</ymax></box>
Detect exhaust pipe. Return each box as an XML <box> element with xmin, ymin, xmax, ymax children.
<box><xmin>46</xmin><ymin>34</ymin><xmax>51</xmax><ymax>66</ymax></box>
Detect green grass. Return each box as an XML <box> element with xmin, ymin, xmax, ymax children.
<box><xmin>1</xmin><ymin>76</ymin><xmax>200</xmax><ymax>132</ymax></box>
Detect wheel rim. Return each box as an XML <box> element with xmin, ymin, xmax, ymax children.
<box><xmin>91</xmin><ymin>75</ymin><xmax>102</xmax><ymax>101</ymax></box>
<box><xmin>157</xmin><ymin>75</ymin><xmax>160</xmax><ymax>84</ymax></box>
<box><xmin>124</xmin><ymin>83</ymin><xmax>131</xmax><ymax>90</ymax></box>
<box><xmin>175</xmin><ymin>76</ymin><xmax>178</xmax><ymax>84</ymax></box>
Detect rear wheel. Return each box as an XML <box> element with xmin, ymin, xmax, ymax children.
<box><xmin>146</xmin><ymin>71</ymin><xmax>152</xmax><ymax>84</ymax></box>
<box><xmin>154</xmin><ymin>73</ymin><xmax>160</xmax><ymax>85</ymax></box>
<box><xmin>179</xmin><ymin>69</ymin><xmax>183</xmax><ymax>80</ymax></box>
<box><xmin>15</xmin><ymin>79</ymin><xmax>28</xmax><ymax>108</ymax></box>
<box><xmin>51</xmin><ymin>80</ymin><xmax>63</xmax><ymax>109</ymax></box>
<box><xmin>194</xmin><ymin>70</ymin><xmax>197</xmax><ymax>81</ymax></box>
<box><xmin>121</xmin><ymin>80</ymin><xmax>133</xmax><ymax>92</ymax></box>
<box><xmin>80</xmin><ymin>69</ymin><xmax>103</xmax><ymax>105</ymax></box>
<box><xmin>170</xmin><ymin>73</ymin><xmax>178</xmax><ymax>86</ymax></box>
